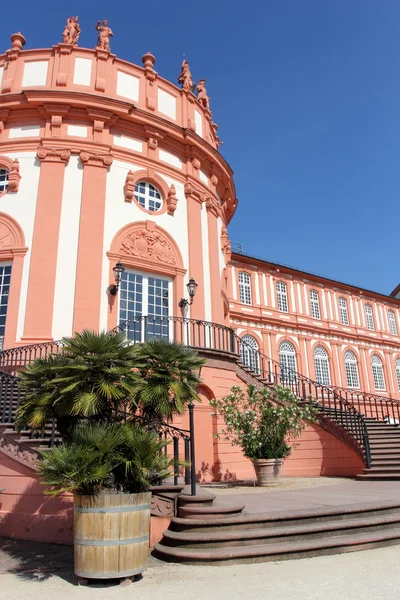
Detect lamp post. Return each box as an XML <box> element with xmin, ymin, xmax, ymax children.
<box><xmin>179</xmin><ymin>278</ymin><xmax>198</xmax><ymax>308</ymax></box>
<box><xmin>109</xmin><ymin>261</ymin><xmax>125</xmax><ymax>296</ymax></box>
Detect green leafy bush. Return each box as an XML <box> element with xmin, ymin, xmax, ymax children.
<box><xmin>210</xmin><ymin>384</ymin><xmax>317</xmax><ymax>460</ymax></box>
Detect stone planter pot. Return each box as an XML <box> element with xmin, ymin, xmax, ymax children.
<box><xmin>74</xmin><ymin>491</ymin><xmax>151</xmax><ymax>581</ymax></box>
<box><xmin>252</xmin><ymin>458</ymin><xmax>284</xmax><ymax>486</ymax></box>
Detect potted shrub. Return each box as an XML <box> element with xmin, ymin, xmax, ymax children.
<box><xmin>210</xmin><ymin>384</ymin><xmax>316</xmax><ymax>486</ymax></box>
<box><xmin>15</xmin><ymin>330</ymin><xmax>204</xmax><ymax>582</ymax></box>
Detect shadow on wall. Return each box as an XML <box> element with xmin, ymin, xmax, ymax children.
<box><xmin>0</xmin><ymin>455</ymin><xmax>73</xmax><ymax>544</ymax></box>
<box><xmin>196</xmin><ymin>460</ymin><xmax>238</xmax><ymax>484</ymax></box>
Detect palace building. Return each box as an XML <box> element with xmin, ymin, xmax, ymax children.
<box><xmin>1</xmin><ymin>22</ymin><xmax>400</xmax><ymax>544</ymax></box>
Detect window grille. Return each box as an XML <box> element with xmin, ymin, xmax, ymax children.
<box><xmin>338</xmin><ymin>297</ymin><xmax>349</xmax><ymax>325</ymax></box>
<box><xmin>240</xmin><ymin>335</ymin><xmax>260</xmax><ymax>374</ymax></box>
<box><xmin>134</xmin><ymin>181</ymin><xmax>162</xmax><ymax>212</ymax></box>
<box><xmin>344</xmin><ymin>350</ymin><xmax>360</xmax><ymax>388</ymax></box>
<box><xmin>276</xmin><ymin>281</ymin><xmax>288</xmax><ymax>313</ymax></box>
<box><xmin>279</xmin><ymin>340</ymin><xmax>297</xmax><ymax>383</ymax></box>
<box><xmin>388</xmin><ymin>310</ymin><xmax>398</xmax><ymax>336</ymax></box>
<box><xmin>238</xmin><ymin>272</ymin><xmax>252</xmax><ymax>305</ymax></box>
<box><xmin>371</xmin><ymin>354</ymin><xmax>385</xmax><ymax>391</ymax></box>
<box><xmin>0</xmin><ymin>170</ymin><xmax>8</xmax><ymax>194</ymax></box>
<box><xmin>365</xmin><ymin>304</ymin><xmax>375</xmax><ymax>331</ymax></box>
<box><xmin>309</xmin><ymin>290</ymin><xmax>321</xmax><ymax>319</ymax></box>
<box><xmin>314</xmin><ymin>346</ymin><xmax>330</xmax><ymax>385</ymax></box>
<box><xmin>396</xmin><ymin>359</ymin><xmax>400</xmax><ymax>392</ymax></box>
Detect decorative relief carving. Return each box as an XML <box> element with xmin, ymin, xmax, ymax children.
<box><xmin>151</xmin><ymin>494</ymin><xmax>175</xmax><ymax>517</ymax></box>
<box><xmin>0</xmin><ymin>429</ymin><xmax>39</xmax><ymax>471</ymax></box>
<box><xmin>37</xmin><ymin>147</ymin><xmax>71</xmax><ymax>163</ymax></box>
<box><xmin>124</xmin><ymin>170</ymin><xmax>135</xmax><ymax>203</ymax></box>
<box><xmin>167</xmin><ymin>184</ymin><xmax>178</xmax><ymax>216</ymax></box>
<box><xmin>220</xmin><ymin>225</ymin><xmax>232</xmax><ymax>264</ymax></box>
<box><xmin>0</xmin><ymin>223</ymin><xmax>16</xmax><ymax>248</ymax></box>
<box><xmin>80</xmin><ymin>151</ymin><xmax>113</xmax><ymax>168</ymax></box>
<box><xmin>7</xmin><ymin>159</ymin><xmax>21</xmax><ymax>193</ymax></box>
<box><xmin>120</xmin><ymin>228</ymin><xmax>176</xmax><ymax>265</ymax></box>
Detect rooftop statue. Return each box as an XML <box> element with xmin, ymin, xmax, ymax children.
<box><xmin>62</xmin><ymin>16</ymin><xmax>80</xmax><ymax>45</ymax></box>
<box><xmin>96</xmin><ymin>20</ymin><xmax>113</xmax><ymax>51</ymax></box>
<box><xmin>196</xmin><ymin>79</ymin><xmax>210</xmax><ymax>111</ymax></box>
<box><xmin>178</xmin><ymin>60</ymin><xmax>193</xmax><ymax>92</ymax></box>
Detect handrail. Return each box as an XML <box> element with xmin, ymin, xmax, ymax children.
<box><xmin>233</xmin><ymin>334</ymin><xmax>372</xmax><ymax>466</ymax></box>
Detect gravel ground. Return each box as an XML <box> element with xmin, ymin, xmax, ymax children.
<box><xmin>202</xmin><ymin>477</ymin><xmax>345</xmax><ymax>494</ymax></box>
<box><xmin>2</xmin><ymin>545</ymin><xmax>400</xmax><ymax>600</ymax></box>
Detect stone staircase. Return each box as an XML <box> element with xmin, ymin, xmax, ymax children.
<box><xmin>357</xmin><ymin>418</ymin><xmax>400</xmax><ymax>480</ymax></box>
<box><xmin>154</xmin><ymin>498</ymin><xmax>400</xmax><ymax>564</ymax></box>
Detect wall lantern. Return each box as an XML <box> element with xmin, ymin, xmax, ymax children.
<box><xmin>109</xmin><ymin>261</ymin><xmax>125</xmax><ymax>296</ymax></box>
<box><xmin>179</xmin><ymin>278</ymin><xmax>198</xmax><ymax>308</ymax></box>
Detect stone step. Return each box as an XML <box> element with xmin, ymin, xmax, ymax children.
<box><xmin>356</xmin><ymin>473</ymin><xmax>400</xmax><ymax>481</ymax></box>
<box><xmin>178</xmin><ymin>502</ymin><xmax>245</xmax><ymax>520</ymax></box>
<box><xmin>154</xmin><ymin>527</ymin><xmax>400</xmax><ymax>564</ymax></box>
<box><xmin>362</xmin><ymin>467</ymin><xmax>400</xmax><ymax>474</ymax></box>
<box><xmin>160</xmin><ymin>512</ymin><xmax>400</xmax><ymax>550</ymax></box>
<box><xmin>369</xmin><ymin>448</ymin><xmax>400</xmax><ymax>454</ymax></box>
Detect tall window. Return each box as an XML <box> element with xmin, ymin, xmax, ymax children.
<box><xmin>238</xmin><ymin>272</ymin><xmax>252</xmax><ymax>305</ymax></box>
<box><xmin>338</xmin><ymin>297</ymin><xmax>349</xmax><ymax>325</ymax></box>
<box><xmin>279</xmin><ymin>341</ymin><xmax>297</xmax><ymax>383</ymax></box>
<box><xmin>240</xmin><ymin>335</ymin><xmax>259</xmax><ymax>374</ymax></box>
<box><xmin>119</xmin><ymin>269</ymin><xmax>171</xmax><ymax>342</ymax></box>
<box><xmin>309</xmin><ymin>290</ymin><xmax>321</xmax><ymax>319</ymax></box>
<box><xmin>276</xmin><ymin>281</ymin><xmax>288</xmax><ymax>313</ymax></box>
<box><xmin>0</xmin><ymin>169</ymin><xmax>9</xmax><ymax>193</ymax></box>
<box><xmin>396</xmin><ymin>359</ymin><xmax>400</xmax><ymax>392</ymax></box>
<box><xmin>365</xmin><ymin>304</ymin><xmax>375</xmax><ymax>330</ymax></box>
<box><xmin>134</xmin><ymin>181</ymin><xmax>162</xmax><ymax>212</ymax></box>
<box><xmin>0</xmin><ymin>264</ymin><xmax>11</xmax><ymax>348</ymax></box>
<box><xmin>388</xmin><ymin>310</ymin><xmax>398</xmax><ymax>335</ymax></box>
<box><xmin>314</xmin><ymin>346</ymin><xmax>330</xmax><ymax>385</ymax></box>
<box><xmin>371</xmin><ymin>354</ymin><xmax>385</xmax><ymax>390</ymax></box>
<box><xmin>344</xmin><ymin>350</ymin><xmax>360</xmax><ymax>388</ymax></box>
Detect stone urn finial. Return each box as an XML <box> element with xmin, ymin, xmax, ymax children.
<box><xmin>10</xmin><ymin>32</ymin><xmax>26</xmax><ymax>53</ymax></box>
<box><xmin>142</xmin><ymin>51</ymin><xmax>156</xmax><ymax>70</ymax></box>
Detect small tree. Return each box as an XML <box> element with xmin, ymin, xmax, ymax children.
<box><xmin>210</xmin><ymin>384</ymin><xmax>317</xmax><ymax>460</ymax></box>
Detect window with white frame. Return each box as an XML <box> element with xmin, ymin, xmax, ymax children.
<box><xmin>396</xmin><ymin>359</ymin><xmax>400</xmax><ymax>392</ymax></box>
<box><xmin>238</xmin><ymin>272</ymin><xmax>252</xmax><ymax>305</ymax></box>
<box><xmin>364</xmin><ymin>304</ymin><xmax>375</xmax><ymax>330</ymax></box>
<box><xmin>309</xmin><ymin>290</ymin><xmax>321</xmax><ymax>319</ymax></box>
<box><xmin>279</xmin><ymin>340</ymin><xmax>297</xmax><ymax>383</ymax></box>
<box><xmin>240</xmin><ymin>335</ymin><xmax>259</xmax><ymax>374</ymax></box>
<box><xmin>276</xmin><ymin>281</ymin><xmax>288</xmax><ymax>313</ymax></box>
<box><xmin>388</xmin><ymin>310</ymin><xmax>398</xmax><ymax>335</ymax></box>
<box><xmin>344</xmin><ymin>350</ymin><xmax>360</xmax><ymax>388</ymax></box>
<box><xmin>134</xmin><ymin>181</ymin><xmax>163</xmax><ymax>212</ymax></box>
<box><xmin>0</xmin><ymin>169</ymin><xmax>9</xmax><ymax>194</ymax></box>
<box><xmin>314</xmin><ymin>346</ymin><xmax>330</xmax><ymax>385</ymax></box>
<box><xmin>0</xmin><ymin>264</ymin><xmax>11</xmax><ymax>348</ymax></box>
<box><xmin>371</xmin><ymin>354</ymin><xmax>385</xmax><ymax>390</ymax></box>
<box><xmin>338</xmin><ymin>297</ymin><xmax>349</xmax><ymax>325</ymax></box>
<box><xmin>119</xmin><ymin>269</ymin><xmax>171</xmax><ymax>342</ymax></box>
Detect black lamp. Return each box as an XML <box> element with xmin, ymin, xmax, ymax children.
<box><xmin>179</xmin><ymin>278</ymin><xmax>198</xmax><ymax>308</ymax></box>
<box><xmin>109</xmin><ymin>261</ymin><xmax>125</xmax><ymax>296</ymax></box>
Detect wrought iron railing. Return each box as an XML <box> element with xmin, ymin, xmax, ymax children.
<box><xmin>233</xmin><ymin>335</ymin><xmax>372</xmax><ymax>467</ymax></box>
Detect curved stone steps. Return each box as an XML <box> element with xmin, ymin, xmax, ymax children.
<box><xmin>178</xmin><ymin>502</ymin><xmax>245</xmax><ymax>520</ymax></box>
<box><xmin>161</xmin><ymin>511</ymin><xmax>400</xmax><ymax>549</ymax></box>
<box><xmin>154</xmin><ymin>528</ymin><xmax>400</xmax><ymax>564</ymax></box>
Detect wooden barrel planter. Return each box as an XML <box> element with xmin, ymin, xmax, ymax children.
<box><xmin>74</xmin><ymin>491</ymin><xmax>151</xmax><ymax>581</ymax></box>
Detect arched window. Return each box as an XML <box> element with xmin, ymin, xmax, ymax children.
<box><xmin>238</xmin><ymin>272</ymin><xmax>252</xmax><ymax>305</ymax></box>
<box><xmin>388</xmin><ymin>310</ymin><xmax>398</xmax><ymax>336</ymax></box>
<box><xmin>134</xmin><ymin>181</ymin><xmax>162</xmax><ymax>212</ymax></box>
<box><xmin>365</xmin><ymin>304</ymin><xmax>375</xmax><ymax>331</ymax></box>
<box><xmin>371</xmin><ymin>354</ymin><xmax>385</xmax><ymax>391</ymax></box>
<box><xmin>0</xmin><ymin>169</ymin><xmax>8</xmax><ymax>194</ymax></box>
<box><xmin>309</xmin><ymin>290</ymin><xmax>321</xmax><ymax>319</ymax></box>
<box><xmin>240</xmin><ymin>335</ymin><xmax>259</xmax><ymax>374</ymax></box>
<box><xmin>344</xmin><ymin>350</ymin><xmax>360</xmax><ymax>388</ymax></box>
<box><xmin>396</xmin><ymin>359</ymin><xmax>400</xmax><ymax>392</ymax></box>
<box><xmin>279</xmin><ymin>340</ymin><xmax>297</xmax><ymax>383</ymax></box>
<box><xmin>314</xmin><ymin>346</ymin><xmax>330</xmax><ymax>385</ymax></box>
<box><xmin>338</xmin><ymin>297</ymin><xmax>349</xmax><ymax>325</ymax></box>
<box><xmin>276</xmin><ymin>281</ymin><xmax>288</xmax><ymax>313</ymax></box>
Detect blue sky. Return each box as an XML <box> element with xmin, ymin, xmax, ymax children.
<box><xmin>2</xmin><ymin>1</ymin><xmax>400</xmax><ymax>294</ymax></box>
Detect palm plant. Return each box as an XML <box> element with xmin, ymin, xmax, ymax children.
<box><xmin>16</xmin><ymin>330</ymin><xmax>142</xmax><ymax>439</ymax></box>
<box><xmin>39</xmin><ymin>421</ymin><xmax>173</xmax><ymax>496</ymax></box>
<box><xmin>131</xmin><ymin>339</ymin><xmax>205</xmax><ymax>425</ymax></box>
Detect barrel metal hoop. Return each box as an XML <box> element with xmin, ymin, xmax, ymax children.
<box><xmin>74</xmin><ymin>504</ymin><xmax>151</xmax><ymax>513</ymax></box>
<box><xmin>75</xmin><ymin>534</ymin><xmax>150</xmax><ymax>546</ymax></box>
<box><xmin>75</xmin><ymin>567</ymin><xmax>145</xmax><ymax>579</ymax></box>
